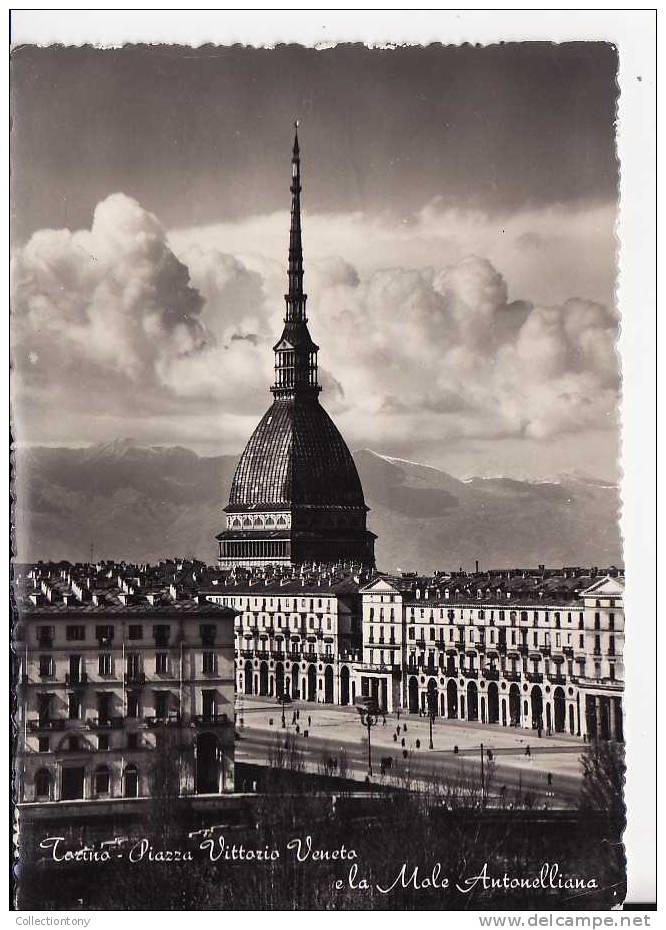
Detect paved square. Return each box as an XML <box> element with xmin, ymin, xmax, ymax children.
<box><xmin>235</xmin><ymin>695</ymin><xmax>586</xmax><ymax>805</ymax></box>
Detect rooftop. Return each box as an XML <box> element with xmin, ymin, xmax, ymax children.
<box><xmin>13</xmin><ymin>560</ymin><xmax>624</xmax><ymax>609</ymax></box>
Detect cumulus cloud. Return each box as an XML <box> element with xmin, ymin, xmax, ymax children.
<box><xmin>12</xmin><ymin>193</ymin><xmax>208</xmax><ymax>382</ymax></box>
<box><xmin>11</xmin><ymin>193</ymin><xmax>620</xmax><ymax>468</ymax></box>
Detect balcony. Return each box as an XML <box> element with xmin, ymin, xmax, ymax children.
<box><xmin>287</xmin><ymin>651</ymin><xmax>301</xmax><ymax>661</ymax></box>
<box><xmin>527</xmin><ymin>672</ymin><xmax>543</xmax><ymax>683</ymax></box>
<box><xmin>29</xmin><ymin>718</ymin><xmax>66</xmax><ymax>732</ymax></box>
<box><xmin>321</xmin><ymin>654</ymin><xmax>335</xmax><ymax>664</ymax></box>
<box><xmin>482</xmin><ymin>668</ymin><xmax>500</xmax><ymax>681</ymax></box>
<box><xmin>192</xmin><ymin>714</ymin><xmax>230</xmax><ymax>727</ymax></box>
<box><xmin>88</xmin><ymin>715</ymin><xmax>124</xmax><ymax>729</ymax></box>
<box><xmin>504</xmin><ymin>671</ymin><xmax>521</xmax><ymax>682</ymax></box>
<box><xmin>339</xmin><ymin>648</ymin><xmax>361</xmax><ymax>662</ymax></box>
<box><xmin>547</xmin><ymin>673</ymin><xmax>566</xmax><ymax>685</ymax></box>
<box><xmin>240</xmin><ymin>649</ymin><xmax>254</xmax><ymax>658</ymax></box>
<box><xmin>540</xmin><ymin>645</ymin><xmax>551</xmax><ymax>656</ymax></box>
<box><xmin>65</xmin><ymin>672</ymin><xmax>88</xmax><ymax>686</ymax></box>
<box><xmin>124</xmin><ymin>672</ymin><xmax>146</xmax><ymax>686</ymax></box>
<box><xmin>464</xmin><ymin>668</ymin><xmax>479</xmax><ymax>680</ymax></box>
<box><xmin>256</xmin><ymin>649</ymin><xmax>270</xmax><ymax>660</ymax></box>
<box><xmin>355</xmin><ymin>661</ymin><xmax>400</xmax><ymax>674</ymax></box>
<box><xmin>145</xmin><ymin>714</ymin><xmax>182</xmax><ymax>728</ymax></box>
<box><xmin>518</xmin><ymin>643</ymin><xmax>529</xmax><ymax>655</ymax></box>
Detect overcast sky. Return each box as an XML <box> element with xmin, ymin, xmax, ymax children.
<box><xmin>11</xmin><ymin>43</ymin><xmax>620</xmax><ymax>479</ymax></box>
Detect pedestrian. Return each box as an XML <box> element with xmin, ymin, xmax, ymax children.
<box><xmin>382</xmin><ymin>715</ymin><xmax>386</xmax><ymax>726</ymax></box>
<box><xmin>525</xmin><ymin>745</ymin><xmax>531</xmax><ymax>757</ymax></box>
<box><xmin>397</xmin><ymin>709</ymin><xmax>401</xmax><ymax>721</ymax></box>
<box><xmin>308</xmin><ymin>715</ymin><xmax>311</xmax><ymax>727</ymax></box>
<box><xmin>404</xmin><ymin>723</ymin><xmax>407</xmax><ymax>732</ymax></box>
<box><xmin>397</xmin><ymin>724</ymin><xmax>401</xmax><ymax>735</ymax></box>
<box><xmin>547</xmin><ymin>772</ymin><xmax>552</xmax><ymax>787</ymax></box>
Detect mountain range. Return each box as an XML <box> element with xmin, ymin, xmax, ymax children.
<box><xmin>12</xmin><ymin>439</ymin><xmax>622</xmax><ymax>571</ymax></box>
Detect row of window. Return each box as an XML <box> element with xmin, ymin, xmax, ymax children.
<box><xmin>36</xmin><ymin>732</ymin><xmax>143</xmax><ymax>753</ymax></box>
<box><xmin>36</xmin><ymin>688</ymin><xmax>221</xmax><ymax>722</ymax></box>
<box><xmin>370</xmin><ymin>651</ymin><xmax>619</xmax><ymax>681</ymax></box>
<box><xmin>221</xmin><ymin>597</ymin><xmax>334</xmax><ymax>611</ymax></box>
<box><xmin>237</xmin><ymin>614</ymin><xmax>335</xmax><ymax>630</ymax></box>
<box><xmin>35</xmin><ymin>651</ymin><xmax>220</xmax><ymax>679</ymax></box>
<box><xmin>33</xmin><ymin>764</ymin><xmax>139</xmax><ymax>800</ymax></box>
<box><xmin>238</xmin><ymin>641</ymin><xmax>334</xmax><ymax>656</ymax></box>
<box><xmin>404</xmin><ymin>627</ymin><xmax>591</xmax><ymax>649</ymax></box>
<box><xmin>34</xmin><ymin>623</ymin><xmax>218</xmax><ymax>645</ymax></box>
<box><xmin>405</xmin><ymin>607</ymin><xmax>589</xmax><ymax>626</ymax></box>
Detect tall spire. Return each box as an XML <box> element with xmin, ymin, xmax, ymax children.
<box><xmin>286</xmin><ymin>120</ymin><xmax>306</xmax><ymax>322</ymax></box>
<box><xmin>272</xmin><ymin>123</ymin><xmax>320</xmax><ymax>399</ymax></box>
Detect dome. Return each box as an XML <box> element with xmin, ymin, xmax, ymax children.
<box><xmin>227</xmin><ymin>398</ymin><xmax>366</xmax><ymax>511</ymax></box>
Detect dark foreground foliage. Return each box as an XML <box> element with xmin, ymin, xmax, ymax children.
<box><xmin>15</xmin><ymin>742</ymin><xmax>626</xmax><ymax>911</ymax></box>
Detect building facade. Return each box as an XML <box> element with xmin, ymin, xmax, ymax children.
<box><xmin>204</xmin><ymin>563</ymin><xmax>368</xmax><ymax>706</ymax></box>
<box><xmin>211</xmin><ymin>563</ymin><xmax>624</xmax><ymax>742</ymax></box>
<box><xmin>357</xmin><ymin>572</ymin><xmax>624</xmax><ymax>740</ymax></box>
<box><xmin>14</xmin><ymin>561</ymin><xmax>236</xmax><ymax>807</ymax></box>
<box><xmin>14</xmin><ymin>559</ymin><xmax>624</xmax><ymax>813</ymax></box>
<box><xmin>217</xmin><ymin>127</ymin><xmax>375</xmax><ymax>569</ymax></box>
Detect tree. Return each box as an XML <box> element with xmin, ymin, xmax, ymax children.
<box><xmin>145</xmin><ymin>726</ymin><xmax>188</xmax><ymax>843</ymax></box>
<box><xmin>579</xmin><ymin>739</ymin><xmax>626</xmax><ymax>828</ymax></box>
<box><xmin>579</xmin><ymin>739</ymin><xmax>626</xmax><ymax>906</ymax></box>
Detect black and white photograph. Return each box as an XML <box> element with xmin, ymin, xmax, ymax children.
<box><xmin>9</xmin><ymin>10</ymin><xmax>656</xmax><ymax>916</ymax></box>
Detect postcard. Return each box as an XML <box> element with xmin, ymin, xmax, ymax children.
<box><xmin>9</xmin><ymin>10</ymin><xmax>657</xmax><ymax>917</ymax></box>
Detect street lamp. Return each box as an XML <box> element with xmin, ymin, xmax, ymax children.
<box><xmin>355</xmin><ymin>696</ymin><xmax>381</xmax><ymax>778</ymax></box>
<box><xmin>278</xmin><ymin>691</ymin><xmax>292</xmax><ymax>729</ymax></box>
<box><xmin>427</xmin><ymin>688</ymin><xmax>438</xmax><ymax>749</ymax></box>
